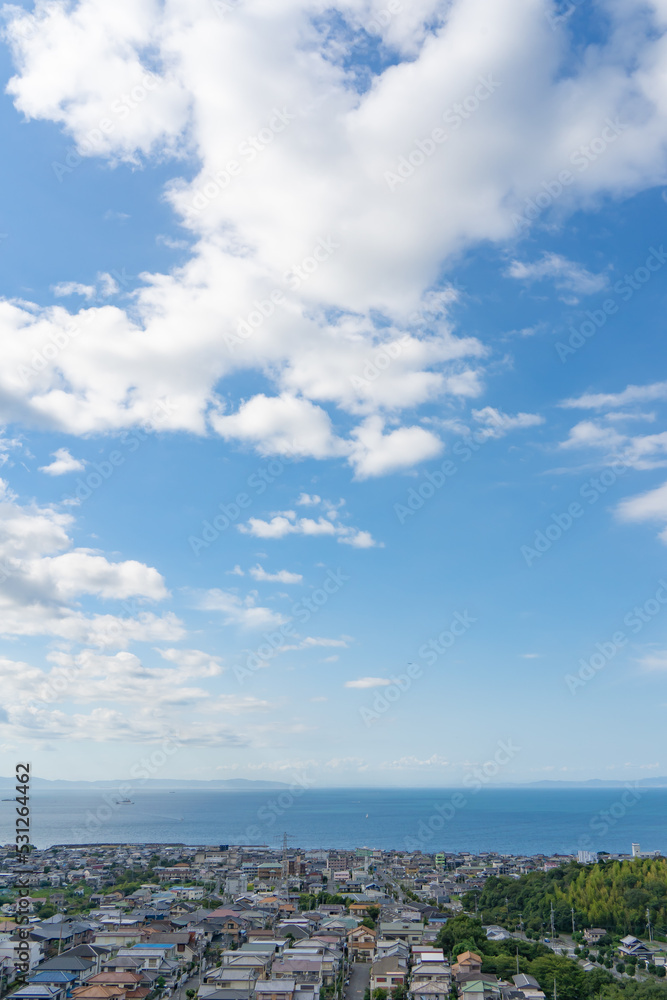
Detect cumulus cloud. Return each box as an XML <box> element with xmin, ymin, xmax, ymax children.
<box><xmin>560</xmin><ymin>381</ymin><xmax>667</xmax><ymax>410</ymax></box>
<box><xmin>239</xmin><ymin>502</ymin><xmax>381</xmax><ymax>548</ymax></box>
<box><xmin>198</xmin><ymin>588</ymin><xmax>287</xmax><ymax>628</ymax></box>
<box><xmin>471</xmin><ymin>406</ymin><xmax>544</xmax><ymax>440</ymax></box>
<box><xmin>348</xmin><ymin>416</ymin><xmax>443</xmax><ymax>478</ymax></box>
<box><xmin>616</xmin><ymin>481</ymin><xmax>667</xmax><ymax>543</ymax></box>
<box><xmin>0</xmin><ymin>648</ymin><xmax>268</xmax><ymax>746</ymax></box>
<box><xmin>1</xmin><ymin>0</ymin><xmax>666</xmax><ymax>474</ymax></box>
<box><xmin>345</xmin><ymin>676</ymin><xmax>392</xmax><ymax>688</ymax></box>
<box><xmin>507</xmin><ymin>253</ymin><xmax>608</xmax><ymax>298</ymax></box>
<box><xmin>0</xmin><ymin>480</ymin><xmax>177</xmax><ymax>646</ymax></box>
<box><xmin>39</xmin><ymin>448</ymin><xmax>86</xmax><ymax>476</ymax></box>
<box><xmin>249</xmin><ymin>564</ymin><xmax>303</xmax><ymax>583</ymax></box>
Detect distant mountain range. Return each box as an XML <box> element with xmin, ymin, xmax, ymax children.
<box><xmin>1</xmin><ymin>775</ymin><xmax>666</xmax><ymax>791</ymax></box>
<box><xmin>0</xmin><ymin>776</ymin><xmax>290</xmax><ymax>790</ymax></box>
<box><xmin>523</xmin><ymin>777</ymin><xmax>667</xmax><ymax>788</ymax></box>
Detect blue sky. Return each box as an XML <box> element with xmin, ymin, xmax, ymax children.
<box><xmin>1</xmin><ymin>0</ymin><xmax>667</xmax><ymax>788</ymax></box>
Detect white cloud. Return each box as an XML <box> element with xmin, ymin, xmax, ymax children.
<box><xmin>636</xmin><ymin>651</ymin><xmax>667</xmax><ymax>671</ymax></box>
<box><xmin>616</xmin><ymin>480</ymin><xmax>667</xmax><ymax>542</ymax></box>
<box><xmin>381</xmin><ymin>754</ymin><xmax>450</xmax><ymax>769</ymax></box>
<box><xmin>471</xmin><ymin>406</ymin><xmax>544</xmax><ymax>440</ymax></box>
<box><xmin>2</xmin><ymin>0</ymin><xmax>667</xmax><ymax>476</ymax></box>
<box><xmin>507</xmin><ymin>253</ymin><xmax>608</xmax><ymax>297</ymax></box>
<box><xmin>348</xmin><ymin>416</ymin><xmax>443</xmax><ymax>478</ymax></box>
<box><xmin>39</xmin><ymin>447</ymin><xmax>86</xmax><ymax>476</ymax></box>
<box><xmin>559</xmin><ymin>418</ymin><xmax>667</xmax><ymax>471</ymax></box>
<box><xmin>211</xmin><ymin>394</ymin><xmax>346</xmax><ymax>461</ymax></box>
<box><xmin>297</xmin><ymin>493</ymin><xmax>322</xmax><ymax>506</ymax></box>
<box><xmin>156</xmin><ymin>647</ymin><xmax>224</xmax><ymax>676</ymax></box>
<box><xmin>51</xmin><ymin>281</ymin><xmax>96</xmax><ymax>300</ymax></box>
<box><xmin>51</xmin><ymin>272</ymin><xmax>119</xmax><ymax>301</ymax></box>
<box><xmin>0</xmin><ymin>480</ymin><xmax>177</xmax><ymax>646</ymax></box>
<box><xmin>560</xmin><ymin>381</ymin><xmax>667</xmax><ymax>410</ymax></box>
<box><xmin>345</xmin><ymin>676</ymin><xmax>391</xmax><ymax>689</ymax></box>
<box><xmin>198</xmin><ymin>588</ymin><xmax>287</xmax><ymax>629</ymax></box>
<box><xmin>249</xmin><ymin>564</ymin><xmax>303</xmax><ymax>584</ymax></box>
<box><xmin>0</xmin><ymin>647</ymin><xmax>270</xmax><ymax>747</ymax></box>
<box><xmin>239</xmin><ymin>500</ymin><xmax>381</xmax><ymax>547</ymax></box>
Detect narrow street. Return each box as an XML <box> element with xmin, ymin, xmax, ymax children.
<box><xmin>346</xmin><ymin>962</ymin><xmax>370</xmax><ymax>1000</ymax></box>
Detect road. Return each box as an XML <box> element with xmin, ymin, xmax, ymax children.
<box><xmin>346</xmin><ymin>962</ymin><xmax>370</xmax><ymax>1000</ymax></box>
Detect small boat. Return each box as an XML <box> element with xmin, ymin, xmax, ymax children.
<box><xmin>115</xmin><ymin>798</ymin><xmax>134</xmax><ymax>804</ymax></box>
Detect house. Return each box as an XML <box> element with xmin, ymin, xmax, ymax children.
<box><xmin>254</xmin><ymin>980</ymin><xmax>296</xmax><ymax>1000</ymax></box>
<box><xmin>10</xmin><ymin>984</ymin><xmax>67</xmax><ymax>1000</ymax></box>
<box><xmin>37</xmin><ymin>954</ymin><xmax>96</xmax><ymax>986</ymax></box>
<box><xmin>583</xmin><ymin>929</ymin><xmax>607</xmax><ymax>945</ymax></box>
<box><xmin>456</xmin><ymin>972</ymin><xmax>501</xmax><ymax>999</ymax></box>
<box><xmin>376</xmin><ymin>940</ymin><xmax>410</xmax><ymax>962</ymax></box>
<box><xmin>271</xmin><ymin>960</ymin><xmax>323</xmax><ymax>986</ymax></box>
<box><xmin>28</xmin><ymin>970</ymin><xmax>78</xmax><ymax>995</ymax></box>
<box><xmin>0</xmin><ymin>939</ymin><xmax>43</xmax><ymax>972</ymax></box>
<box><xmin>484</xmin><ymin>926</ymin><xmax>511</xmax><ymax>942</ymax></box>
<box><xmin>209</xmin><ymin>968</ymin><xmax>259</xmax><ymax>991</ymax></box>
<box><xmin>409</xmin><ymin>984</ymin><xmax>449</xmax><ymax>1000</ymax></box>
<box><xmin>142</xmin><ymin>932</ymin><xmax>198</xmax><ymax>963</ymax></box>
<box><xmin>370</xmin><ymin>956</ymin><xmax>407</xmax><ymax>993</ymax></box>
<box><xmin>71</xmin><ymin>986</ymin><xmax>127</xmax><ymax>1000</ymax></box>
<box><xmin>85</xmin><ymin>974</ymin><xmax>148</xmax><ymax>997</ymax></box>
<box><xmin>346</xmin><ymin>925</ymin><xmax>376</xmax><ymax>962</ymax></box>
<box><xmin>512</xmin><ymin>974</ymin><xmax>545</xmax><ymax>999</ymax></box>
<box><xmin>451</xmin><ymin>952</ymin><xmax>483</xmax><ymax>978</ymax></box>
<box><xmin>618</xmin><ymin>936</ymin><xmax>654</xmax><ymax>961</ymax></box>
<box><xmin>379</xmin><ymin>922</ymin><xmax>424</xmax><ymax>946</ymax></box>
<box><xmin>409</xmin><ymin>963</ymin><xmax>451</xmax><ymax>989</ymax></box>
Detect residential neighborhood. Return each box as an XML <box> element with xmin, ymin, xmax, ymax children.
<box><xmin>1</xmin><ymin>843</ymin><xmax>666</xmax><ymax>1000</ymax></box>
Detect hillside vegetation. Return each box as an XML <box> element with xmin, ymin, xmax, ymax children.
<box><xmin>463</xmin><ymin>858</ymin><xmax>667</xmax><ymax>936</ymax></box>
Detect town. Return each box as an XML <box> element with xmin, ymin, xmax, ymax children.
<box><xmin>1</xmin><ymin>842</ymin><xmax>666</xmax><ymax>1000</ymax></box>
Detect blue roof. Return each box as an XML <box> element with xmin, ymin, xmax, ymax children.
<box><xmin>130</xmin><ymin>943</ymin><xmax>170</xmax><ymax>949</ymax></box>
<box><xmin>29</xmin><ymin>973</ymin><xmax>77</xmax><ymax>984</ymax></box>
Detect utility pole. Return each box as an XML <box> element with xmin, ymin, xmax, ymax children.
<box><xmin>516</xmin><ymin>947</ymin><xmax>520</xmax><ymax>976</ymax></box>
<box><xmin>550</xmin><ymin>902</ymin><xmax>556</xmax><ymax>942</ymax></box>
<box><xmin>646</xmin><ymin>907</ymin><xmax>653</xmax><ymax>943</ymax></box>
<box><xmin>571</xmin><ymin>907</ymin><xmax>576</xmax><ymax>936</ymax></box>
<box><xmin>519</xmin><ymin>912</ymin><xmax>524</xmax><ymax>934</ymax></box>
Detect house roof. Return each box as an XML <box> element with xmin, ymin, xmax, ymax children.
<box><xmin>40</xmin><ymin>956</ymin><xmax>95</xmax><ymax>972</ymax></box>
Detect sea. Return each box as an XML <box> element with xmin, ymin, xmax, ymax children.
<box><xmin>1</xmin><ymin>787</ymin><xmax>665</xmax><ymax>855</ymax></box>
